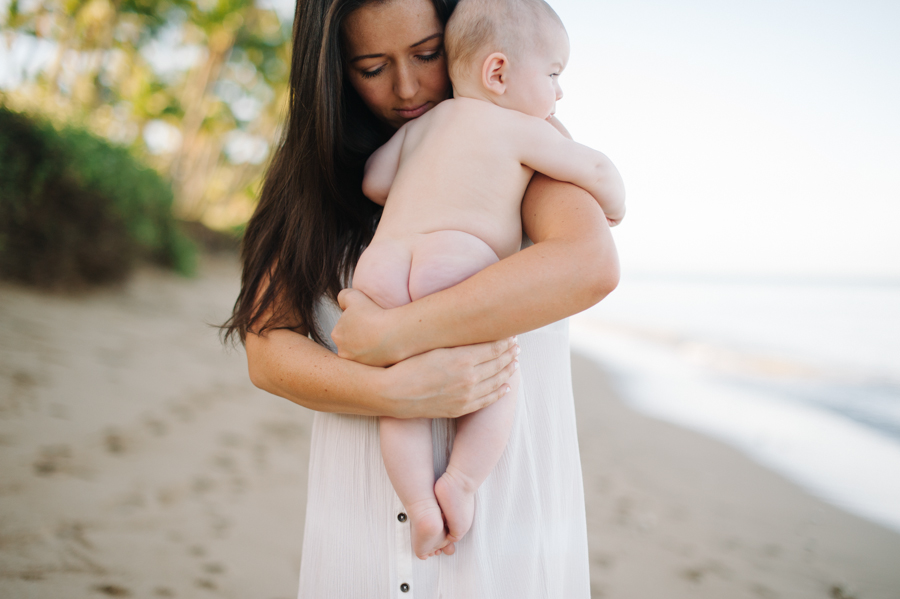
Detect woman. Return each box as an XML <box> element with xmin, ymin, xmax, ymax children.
<box><xmin>225</xmin><ymin>0</ymin><xmax>620</xmax><ymax>596</ymax></box>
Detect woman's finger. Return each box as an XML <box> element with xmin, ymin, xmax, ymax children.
<box><xmin>336</xmin><ymin>287</ymin><xmax>352</xmax><ymax>311</ymax></box>
<box><xmin>336</xmin><ymin>287</ymin><xmax>369</xmax><ymax>312</ymax></box>
<box><xmin>475</xmin><ymin>352</ymin><xmax>518</xmax><ymax>397</ymax></box>
<box><xmin>472</xmin><ymin>336</ymin><xmax>518</xmax><ymax>368</ymax></box>
<box><xmin>474</xmin><ymin>340</ymin><xmax>519</xmax><ymax>381</ymax></box>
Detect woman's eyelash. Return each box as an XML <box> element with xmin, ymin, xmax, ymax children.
<box><xmin>361</xmin><ymin>68</ymin><xmax>383</xmax><ymax>79</ymax></box>
<box><xmin>418</xmin><ymin>49</ymin><xmax>444</xmax><ymax>62</ymax></box>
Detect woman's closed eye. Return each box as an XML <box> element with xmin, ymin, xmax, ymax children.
<box><xmin>417</xmin><ymin>48</ymin><xmax>444</xmax><ymax>63</ymax></box>
<box><xmin>361</xmin><ymin>65</ymin><xmax>386</xmax><ymax>79</ymax></box>
<box><xmin>360</xmin><ymin>49</ymin><xmax>444</xmax><ymax>79</ymax></box>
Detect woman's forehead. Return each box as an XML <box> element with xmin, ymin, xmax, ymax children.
<box><xmin>342</xmin><ymin>0</ymin><xmax>443</xmax><ymax>56</ymax></box>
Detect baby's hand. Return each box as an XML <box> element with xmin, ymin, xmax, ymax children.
<box><xmin>604</xmin><ymin>203</ymin><xmax>625</xmax><ymax>227</ymax></box>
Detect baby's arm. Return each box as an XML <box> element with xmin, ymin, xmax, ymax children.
<box><xmin>512</xmin><ymin>115</ymin><xmax>626</xmax><ymax>225</ymax></box>
<box><xmin>546</xmin><ymin>115</ymin><xmax>572</xmax><ymax>138</ymax></box>
<box><xmin>362</xmin><ymin>125</ymin><xmax>408</xmax><ymax>205</ymax></box>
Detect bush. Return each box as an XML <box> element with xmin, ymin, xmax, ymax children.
<box><xmin>0</xmin><ymin>107</ymin><xmax>195</xmax><ymax>288</ymax></box>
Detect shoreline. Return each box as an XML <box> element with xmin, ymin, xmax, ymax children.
<box><xmin>572</xmin><ymin>351</ymin><xmax>900</xmax><ymax>598</ymax></box>
<box><xmin>569</xmin><ymin>312</ymin><xmax>900</xmax><ymax>537</ymax></box>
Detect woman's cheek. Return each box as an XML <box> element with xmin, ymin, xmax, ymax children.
<box><xmin>424</xmin><ymin>59</ymin><xmax>451</xmax><ymax>101</ymax></box>
<box><xmin>351</xmin><ymin>76</ymin><xmax>390</xmax><ymax>120</ymax></box>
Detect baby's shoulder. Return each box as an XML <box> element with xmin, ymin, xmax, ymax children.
<box><xmin>444</xmin><ymin>96</ymin><xmax>487</xmax><ymax>110</ymax></box>
<box><xmin>429</xmin><ymin>97</ymin><xmax>499</xmax><ymax>120</ymax></box>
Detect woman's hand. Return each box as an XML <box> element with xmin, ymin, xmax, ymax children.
<box><xmin>332</xmin><ymin>288</ymin><xmax>398</xmax><ymax>366</ymax></box>
<box><xmin>380</xmin><ymin>337</ymin><xmax>520</xmax><ymax>419</ymax></box>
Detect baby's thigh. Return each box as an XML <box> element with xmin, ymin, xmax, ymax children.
<box><xmin>353</xmin><ymin>239</ymin><xmax>413</xmax><ymax>309</ymax></box>
<box><xmin>409</xmin><ymin>231</ymin><xmax>499</xmax><ymax>301</ymax></box>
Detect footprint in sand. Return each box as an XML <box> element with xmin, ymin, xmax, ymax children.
<box><xmin>33</xmin><ymin>444</ymin><xmax>73</xmax><ymax>476</ymax></box>
<box><xmin>142</xmin><ymin>413</ymin><xmax>169</xmax><ymax>437</ymax></box>
<box><xmin>93</xmin><ymin>583</ymin><xmax>131</xmax><ymax>597</ymax></box>
<box><xmin>103</xmin><ymin>429</ymin><xmax>128</xmax><ymax>455</ymax></box>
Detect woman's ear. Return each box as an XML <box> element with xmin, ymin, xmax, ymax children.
<box><xmin>482</xmin><ymin>52</ymin><xmax>509</xmax><ymax>95</ymax></box>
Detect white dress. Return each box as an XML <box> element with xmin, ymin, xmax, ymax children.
<box><xmin>297</xmin><ymin>299</ymin><xmax>590</xmax><ymax>599</ymax></box>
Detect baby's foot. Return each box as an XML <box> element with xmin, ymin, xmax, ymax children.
<box><xmin>434</xmin><ymin>466</ymin><xmax>477</xmax><ymax>543</ymax></box>
<box><xmin>406</xmin><ymin>498</ymin><xmax>449</xmax><ymax>560</ymax></box>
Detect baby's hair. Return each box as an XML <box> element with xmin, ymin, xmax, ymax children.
<box><xmin>445</xmin><ymin>0</ymin><xmax>564</xmax><ymax>83</ymax></box>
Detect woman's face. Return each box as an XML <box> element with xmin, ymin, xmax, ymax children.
<box><xmin>342</xmin><ymin>0</ymin><xmax>451</xmax><ymax>130</ymax></box>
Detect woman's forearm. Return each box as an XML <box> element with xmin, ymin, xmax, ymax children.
<box><xmin>246</xmin><ymin>327</ymin><xmax>520</xmax><ymax>419</ymax></box>
<box><xmin>333</xmin><ymin>174</ymin><xmax>619</xmax><ymax>365</ymax></box>
<box><xmin>246</xmin><ymin>328</ymin><xmax>396</xmax><ymax>416</ymax></box>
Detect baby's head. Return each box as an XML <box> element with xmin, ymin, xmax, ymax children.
<box><xmin>445</xmin><ymin>0</ymin><xmax>569</xmax><ymax>119</ymax></box>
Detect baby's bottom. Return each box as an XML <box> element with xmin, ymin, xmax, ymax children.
<box><xmin>353</xmin><ymin>230</ymin><xmax>501</xmax><ymax>308</ymax></box>
<box><xmin>353</xmin><ymin>231</ymin><xmax>519</xmax><ymax>559</ymax></box>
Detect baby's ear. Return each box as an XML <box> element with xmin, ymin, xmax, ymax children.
<box><xmin>482</xmin><ymin>52</ymin><xmax>509</xmax><ymax>95</ymax></box>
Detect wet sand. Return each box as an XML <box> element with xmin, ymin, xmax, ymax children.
<box><xmin>572</xmin><ymin>353</ymin><xmax>900</xmax><ymax>599</ymax></box>
<box><xmin>1</xmin><ymin>258</ymin><xmax>898</xmax><ymax>598</ymax></box>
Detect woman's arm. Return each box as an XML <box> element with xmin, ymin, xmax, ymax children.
<box><xmin>245</xmin><ymin>318</ymin><xmax>520</xmax><ymax>419</ymax></box>
<box><xmin>332</xmin><ymin>173</ymin><xmax>620</xmax><ymax>366</ymax></box>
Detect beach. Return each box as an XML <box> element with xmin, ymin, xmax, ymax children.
<box><xmin>573</xmin><ymin>353</ymin><xmax>900</xmax><ymax>599</ymax></box>
<box><xmin>1</xmin><ymin>258</ymin><xmax>899</xmax><ymax>598</ymax></box>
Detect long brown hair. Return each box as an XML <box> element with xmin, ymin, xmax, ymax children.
<box><xmin>223</xmin><ymin>0</ymin><xmax>458</xmax><ymax>345</ymax></box>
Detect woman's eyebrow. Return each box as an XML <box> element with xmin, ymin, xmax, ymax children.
<box><xmin>410</xmin><ymin>32</ymin><xmax>442</xmax><ymax>48</ymax></box>
<box><xmin>348</xmin><ymin>33</ymin><xmax>443</xmax><ymax>64</ymax></box>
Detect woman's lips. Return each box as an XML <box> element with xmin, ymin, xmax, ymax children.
<box><xmin>394</xmin><ymin>103</ymin><xmax>431</xmax><ymax>119</ymax></box>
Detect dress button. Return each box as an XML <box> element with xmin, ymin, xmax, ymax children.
<box><xmin>397</xmin><ymin>512</ymin><xmax>408</xmax><ymax>523</ymax></box>
<box><xmin>400</xmin><ymin>583</ymin><xmax>410</xmax><ymax>593</ymax></box>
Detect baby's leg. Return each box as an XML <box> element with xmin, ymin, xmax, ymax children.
<box><xmin>380</xmin><ymin>417</ymin><xmax>449</xmax><ymax>559</ymax></box>
<box><xmin>353</xmin><ymin>239</ymin><xmax>449</xmax><ymax>559</ymax></box>
<box><xmin>435</xmin><ymin>371</ymin><xmax>519</xmax><ymax>542</ymax></box>
<box><xmin>408</xmin><ymin>231</ymin><xmax>515</xmax><ymax>543</ymax></box>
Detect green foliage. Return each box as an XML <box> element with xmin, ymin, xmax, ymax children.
<box><xmin>3</xmin><ymin>0</ymin><xmax>292</xmax><ymax>228</ymax></box>
<box><xmin>0</xmin><ymin>107</ymin><xmax>196</xmax><ymax>288</ymax></box>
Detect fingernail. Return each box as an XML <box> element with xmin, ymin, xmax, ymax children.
<box><xmin>515</xmin><ymin>346</ymin><xmax>521</xmax><ymax>356</ymax></box>
<box><xmin>504</xmin><ymin>386</ymin><xmax>511</xmax><ymax>395</ymax></box>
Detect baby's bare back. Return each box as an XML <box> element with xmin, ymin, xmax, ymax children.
<box><xmin>374</xmin><ymin>98</ymin><xmax>534</xmax><ymax>260</ymax></box>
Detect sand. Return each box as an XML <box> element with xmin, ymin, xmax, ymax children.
<box><xmin>1</xmin><ymin>257</ymin><xmax>898</xmax><ymax>598</ymax></box>
<box><xmin>573</xmin><ymin>353</ymin><xmax>900</xmax><ymax>599</ymax></box>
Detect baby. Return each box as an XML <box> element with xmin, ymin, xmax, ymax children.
<box><xmin>352</xmin><ymin>0</ymin><xmax>625</xmax><ymax>559</ymax></box>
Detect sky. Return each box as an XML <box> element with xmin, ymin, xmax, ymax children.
<box><xmin>4</xmin><ymin>0</ymin><xmax>898</xmax><ymax>278</ymax></box>
<box><xmin>548</xmin><ymin>0</ymin><xmax>900</xmax><ymax>279</ymax></box>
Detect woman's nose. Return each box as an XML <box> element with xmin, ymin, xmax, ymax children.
<box><xmin>394</xmin><ymin>63</ymin><xmax>419</xmax><ymax>100</ymax></box>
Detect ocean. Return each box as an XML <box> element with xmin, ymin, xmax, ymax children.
<box><xmin>569</xmin><ymin>275</ymin><xmax>900</xmax><ymax>533</ymax></box>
